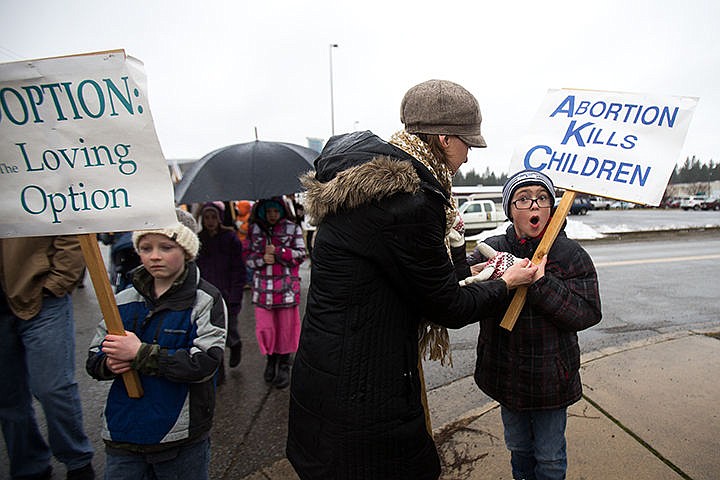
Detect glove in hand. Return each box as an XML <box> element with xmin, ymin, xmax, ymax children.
<box><xmin>459</xmin><ymin>243</ymin><xmax>521</xmax><ymax>286</ymax></box>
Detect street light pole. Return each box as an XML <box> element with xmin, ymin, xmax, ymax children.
<box><xmin>329</xmin><ymin>43</ymin><xmax>338</xmax><ymax>136</ymax></box>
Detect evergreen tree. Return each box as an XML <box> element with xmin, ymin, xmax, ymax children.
<box><xmin>667</xmin><ymin>156</ymin><xmax>715</xmax><ymax>184</ymax></box>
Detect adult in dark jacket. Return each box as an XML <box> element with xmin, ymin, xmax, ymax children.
<box><xmin>286</xmin><ymin>80</ymin><xmax>539</xmax><ymax>480</ymax></box>
<box><xmin>197</xmin><ymin>201</ymin><xmax>246</xmax><ymax>369</ymax></box>
<box><xmin>468</xmin><ymin>170</ymin><xmax>602</xmax><ymax>479</ymax></box>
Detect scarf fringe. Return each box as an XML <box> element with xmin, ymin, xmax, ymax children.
<box><xmin>418</xmin><ymin>322</ymin><xmax>453</xmax><ymax>367</ymax></box>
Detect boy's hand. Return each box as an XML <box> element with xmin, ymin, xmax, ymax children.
<box><xmin>105</xmin><ymin>356</ymin><xmax>132</xmax><ymax>375</ymax></box>
<box><xmin>533</xmin><ymin>255</ymin><xmax>548</xmax><ymax>282</ymax></box>
<box><xmin>102</xmin><ymin>331</ymin><xmax>142</xmax><ymax>362</ymax></box>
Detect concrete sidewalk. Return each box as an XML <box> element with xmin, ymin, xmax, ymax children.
<box><xmin>243</xmin><ymin>328</ymin><xmax>720</xmax><ymax>480</ymax></box>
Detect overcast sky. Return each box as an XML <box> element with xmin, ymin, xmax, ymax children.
<box><xmin>1</xmin><ymin>0</ymin><xmax>718</xmax><ymax>176</ymax></box>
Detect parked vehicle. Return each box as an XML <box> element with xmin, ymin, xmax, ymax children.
<box><xmin>570</xmin><ymin>197</ymin><xmax>594</xmax><ymax>215</ymax></box>
<box><xmin>609</xmin><ymin>201</ymin><xmax>636</xmax><ymax>209</ymax></box>
<box><xmin>680</xmin><ymin>195</ymin><xmax>707</xmax><ymax>210</ymax></box>
<box><xmin>589</xmin><ymin>196</ymin><xmax>612</xmax><ymax>210</ymax></box>
<box><xmin>458</xmin><ymin>199</ymin><xmax>507</xmax><ymax>233</ymax></box>
<box><xmin>701</xmin><ymin>197</ymin><xmax>720</xmax><ymax>210</ymax></box>
<box><xmin>660</xmin><ymin>197</ymin><xmax>681</xmax><ymax>208</ymax></box>
<box><xmin>553</xmin><ymin>197</ymin><xmax>594</xmax><ymax>215</ymax></box>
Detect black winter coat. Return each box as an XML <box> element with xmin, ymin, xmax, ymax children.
<box><xmin>472</xmin><ymin>225</ymin><xmax>602</xmax><ymax>411</ymax></box>
<box><xmin>287</xmin><ymin>131</ymin><xmax>510</xmax><ymax>480</ymax></box>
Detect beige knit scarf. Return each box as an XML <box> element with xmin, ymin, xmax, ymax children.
<box><xmin>389</xmin><ymin>130</ymin><xmax>457</xmax><ymax>366</ymax></box>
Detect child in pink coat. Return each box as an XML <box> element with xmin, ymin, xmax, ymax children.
<box><xmin>246</xmin><ymin>198</ymin><xmax>306</xmax><ymax>388</ymax></box>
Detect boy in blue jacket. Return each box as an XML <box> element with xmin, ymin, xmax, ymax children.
<box><xmin>87</xmin><ymin>209</ymin><xmax>226</xmax><ymax>480</ymax></box>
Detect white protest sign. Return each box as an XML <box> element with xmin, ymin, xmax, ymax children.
<box><xmin>0</xmin><ymin>50</ymin><xmax>177</xmax><ymax>238</ymax></box>
<box><xmin>509</xmin><ymin>89</ymin><xmax>698</xmax><ymax>206</ymax></box>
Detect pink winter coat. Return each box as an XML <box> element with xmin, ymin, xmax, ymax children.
<box><xmin>246</xmin><ymin>217</ymin><xmax>305</xmax><ymax>309</ymax></box>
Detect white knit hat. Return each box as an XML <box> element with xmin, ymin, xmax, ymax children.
<box><xmin>132</xmin><ymin>208</ymin><xmax>200</xmax><ymax>259</ymax></box>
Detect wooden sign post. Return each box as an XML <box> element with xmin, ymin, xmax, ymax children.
<box><xmin>499</xmin><ymin>191</ymin><xmax>576</xmax><ymax>331</ymax></box>
<box><xmin>78</xmin><ymin>234</ymin><xmax>143</xmax><ymax>398</ymax></box>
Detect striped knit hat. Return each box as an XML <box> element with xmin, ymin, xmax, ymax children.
<box><xmin>502</xmin><ymin>170</ymin><xmax>555</xmax><ymax>220</ymax></box>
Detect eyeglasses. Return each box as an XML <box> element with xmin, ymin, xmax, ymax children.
<box><xmin>512</xmin><ymin>194</ymin><xmax>553</xmax><ymax>210</ymax></box>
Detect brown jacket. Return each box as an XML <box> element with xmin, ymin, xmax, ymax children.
<box><xmin>0</xmin><ymin>236</ymin><xmax>85</xmax><ymax>320</ymax></box>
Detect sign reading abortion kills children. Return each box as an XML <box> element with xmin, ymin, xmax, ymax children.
<box><xmin>508</xmin><ymin>89</ymin><xmax>698</xmax><ymax>206</ymax></box>
<box><xmin>0</xmin><ymin>50</ymin><xmax>177</xmax><ymax>238</ymax></box>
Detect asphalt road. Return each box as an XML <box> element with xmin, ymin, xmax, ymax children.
<box><xmin>1</xmin><ymin>214</ymin><xmax>719</xmax><ymax>478</ymax></box>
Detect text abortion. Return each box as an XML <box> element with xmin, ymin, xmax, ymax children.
<box><xmin>0</xmin><ymin>75</ymin><xmax>143</xmax><ymax>224</ymax></box>
<box><xmin>521</xmin><ymin>95</ymin><xmax>679</xmax><ymax>186</ymax></box>
<box><xmin>0</xmin><ymin>76</ymin><xmax>142</xmax><ymax>124</ymax></box>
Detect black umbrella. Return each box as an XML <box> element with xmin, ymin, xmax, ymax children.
<box><xmin>174</xmin><ymin>140</ymin><xmax>318</xmax><ymax>204</ymax></box>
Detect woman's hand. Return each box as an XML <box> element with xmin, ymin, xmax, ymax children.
<box><xmin>499</xmin><ymin>258</ymin><xmax>538</xmax><ymax>289</ymax></box>
<box><xmin>470</xmin><ymin>262</ymin><xmax>488</xmax><ymax>276</ymax></box>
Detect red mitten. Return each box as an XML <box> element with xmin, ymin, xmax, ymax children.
<box><xmin>484</xmin><ymin>251</ymin><xmax>517</xmax><ymax>279</ymax></box>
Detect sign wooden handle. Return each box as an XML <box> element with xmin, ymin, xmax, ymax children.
<box><xmin>499</xmin><ymin>191</ymin><xmax>577</xmax><ymax>331</ymax></box>
<box><xmin>78</xmin><ymin>234</ymin><xmax>143</xmax><ymax>398</ymax></box>
<box><xmin>418</xmin><ymin>357</ymin><xmax>433</xmax><ymax>437</ymax></box>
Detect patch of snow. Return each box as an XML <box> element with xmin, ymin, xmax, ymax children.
<box><xmin>465</xmin><ymin>219</ymin><xmax>606</xmax><ymax>242</ymax></box>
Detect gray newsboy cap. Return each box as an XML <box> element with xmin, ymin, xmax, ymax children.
<box><xmin>400</xmin><ymin>79</ymin><xmax>487</xmax><ymax>148</ymax></box>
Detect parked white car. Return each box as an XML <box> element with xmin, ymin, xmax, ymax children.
<box><xmin>458</xmin><ymin>199</ymin><xmax>507</xmax><ymax>233</ymax></box>
<box><xmin>609</xmin><ymin>201</ymin><xmax>636</xmax><ymax>209</ymax></box>
<box><xmin>589</xmin><ymin>196</ymin><xmax>613</xmax><ymax>210</ymax></box>
<box><xmin>680</xmin><ymin>195</ymin><xmax>707</xmax><ymax>210</ymax></box>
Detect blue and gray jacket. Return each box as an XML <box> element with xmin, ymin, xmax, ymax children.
<box><xmin>86</xmin><ymin>261</ymin><xmax>226</xmax><ymax>451</ymax></box>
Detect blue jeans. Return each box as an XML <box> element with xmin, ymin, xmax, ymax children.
<box><xmin>0</xmin><ymin>294</ymin><xmax>93</xmax><ymax>478</ymax></box>
<box><xmin>501</xmin><ymin>406</ymin><xmax>568</xmax><ymax>480</ymax></box>
<box><xmin>105</xmin><ymin>438</ymin><xmax>210</xmax><ymax>480</ymax></box>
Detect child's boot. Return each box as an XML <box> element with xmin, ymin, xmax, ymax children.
<box><xmin>273</xmin><ymin>354</ymin><xmax>292</xmax><ymax>389</ymax></box>
<box><xmin>264</xmin><ymin>354</ymin><xmax>278</xmax><ymax>383</ymax></box>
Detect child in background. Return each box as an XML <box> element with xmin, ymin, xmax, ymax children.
<box><xmin>246</xmin><ymin>198</ymin><xmax>305</xmax><ymax>389</ymax></box>
<box><xmin>197</xmin><ymin>201</ymin><xmax>246</xmax><ymax>371</ymax></box>
<box><xmin>468</xmin><ymin>169</ymin><xmax>602</xmax><ymax>480</ymax></box>
<box><xmin>86</xmin><ymin>209</ymin><xmax>226</xmax><ymax>480</ymax></box>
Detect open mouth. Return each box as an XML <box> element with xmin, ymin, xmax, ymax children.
<box><xmin>529</xmin><ymin>215</ymin><xmax>540</xmax><ymax>226</ymax></box>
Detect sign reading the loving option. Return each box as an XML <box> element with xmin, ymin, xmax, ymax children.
<box><xmin>509</xmin><ymin>89</ymin><xmax>699</xmax><ymax>206</ymax></box>
<box><xmin>0</xmin><ymin>50</ymin><xmax>177</xmax><ymax>238</ymax></box>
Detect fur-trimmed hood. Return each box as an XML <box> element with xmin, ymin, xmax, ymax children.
<box><xmin>300</xmin><ymin>131</ymin><xmax>448</xmax><ymax>224</ymax></box>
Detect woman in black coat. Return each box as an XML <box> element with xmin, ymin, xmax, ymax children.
<box><xmin>286</xmin><ymin>80</ymin><xmax>539</xmax><ymax>480</ymax></box>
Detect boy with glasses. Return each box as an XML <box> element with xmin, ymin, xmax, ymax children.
<box><xmin>466</xmin><ymin>169</ymin><xmax>602</xmax><ymax>480</ymax></box>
